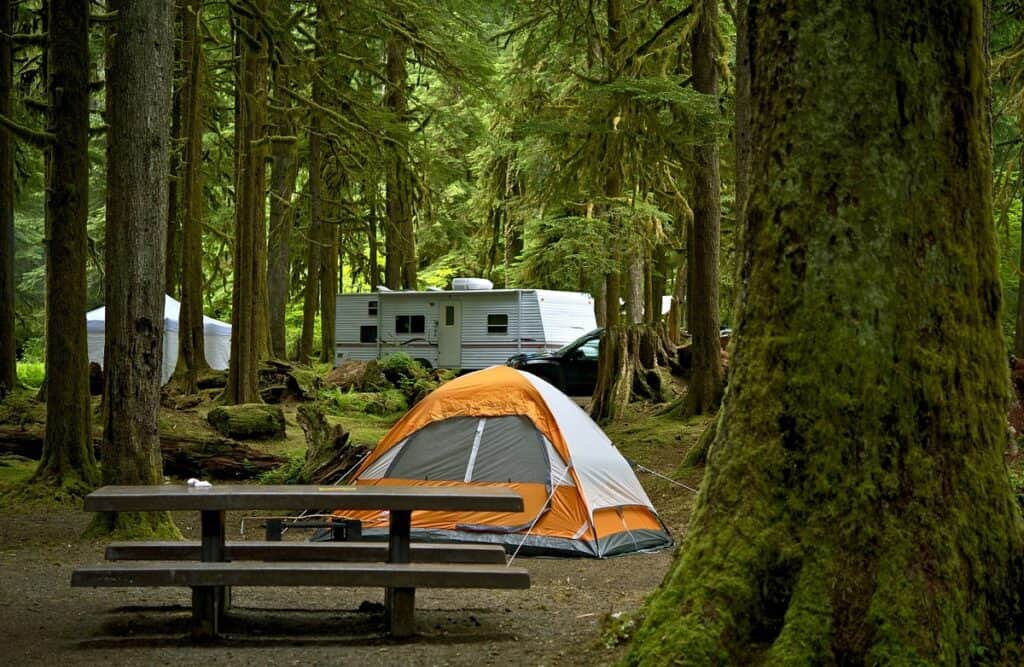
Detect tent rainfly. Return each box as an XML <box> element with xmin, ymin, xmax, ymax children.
<box><xmin>337</xmin><ymin>366</ymin><xmax>672</xmax><ymax>557</ymax></box>
<box><xmin>86</xmin><ymin>295</ymin><xmax>231</xmax><ymax>384</ymax></box>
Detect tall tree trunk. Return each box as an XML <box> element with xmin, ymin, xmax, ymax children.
<box><xmin>34</xmin><ymin>0</ymin><xmax>98</xmax><ymax>493</ymax></box>
<box><xmin>682</xmin><ymin>0</ymin><xmax>723</xmax><ymax>416</ymax></box>
<box><xmin>224</xmin><ymin>0</ymin><xmax>270</xmax><ymax>404</ymax></box>
<box><xmin>170</xmin><ymin>0</ymin><xmax>208</xmax><ymax>392</ymax></box>
<box><xmin>384</xmin><ymin>31</ymin><xmax>415</xmax><ymax>289</ymax></box>
<box><xmin>300</xmin><ymin>6</ymin><xmax>323</xmax><ymax>364</ymax></box>
<box><xmin>319</xmin><ymin>210</ymin><xmax>338</xmax><ymax>364</ymax></box>
<box><xmin>626</xmin><ymin>252</ymin><xmax>644</xmax><ymax>324</ymax></box>
<box><xmin>628</xmin><ymin>2</ymin><xmax>1024</xmax><ymax>662</ymax></box>
<box><xmin>366</xmin><ymin>176</ymin><xmax>380</xmax><ymax>288</ymax></box>
<box><xmin>0</xmin><ymin>0</ymin><xmax>15</xmax><ymax>395</ymax></box>
<box><xmin>95</xmin><ymin>0</ymin><xmax>177</xmax><ymax>535</ymax></box>
<box><xmin>165</xmin><ymin>3</ymin><xmax>183</xmax><ymax>299</ymax></box>
<box><xmin>1016</xmin><ymin>153</ymin><xmax>1024</xmax><ymax>355</ymax></box>
<box><xmin>268</xmin><ymin>66</ymin><xmax>297</xmax><ymax>360</ymax></box>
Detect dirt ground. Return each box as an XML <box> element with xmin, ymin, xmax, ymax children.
<box><xmin>0</xmin><ymin>408</ymin><xmax>704</xmax><ymax>666</ymax></box>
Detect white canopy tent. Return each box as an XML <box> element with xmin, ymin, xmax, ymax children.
<box><xmin>86</xmin><ymin>296</ymin><xmax>231</xmax><ymax>384</ymax></box>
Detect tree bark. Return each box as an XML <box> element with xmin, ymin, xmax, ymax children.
<box><xmin>268</xmin><ymin>64</ymin><xmax>298</xmax><ymax>360</ymax></box>
<box><xmin>165</xmin><ymin>3</ymin><xmax>183</xmax><ymax>299</ymax></box>
<box><xmin>99</xmin><ymin>0</ymin><xmax>176</xmax><ymax>535</ymax></box>
<box><xmin>224</xmin><ymin>0</ymin><xmax>270</xmax><ymax>404</ymax></box>
<box><xmin>0</xmin><ymin>0</ymin><xmax>15</xmax><ymax>395</ymax></box>
<box><xmin>682</xmin><ymin>0</ymin><xmax>723</xmax><ymax>415</ymax></box>
<box><xmin>170</xmin><ymin>0</ymin><xmax>209</xmax><ymax>393</ymax></box>
<box><xmin>319</xmin><ymin>214</ymin><xmax>338</xmax><ymax>363</ymax></box>
<box><xmin>628</xmin><ymin>2</ymin><xmax>1023</xmax><ymax>662</ymax></box>
<box><xmin>384</xmin><ymin>30</ymin><xmax>416</xmax><ymax>289</ymax></box>
<box><xmin>1015</xmin><ymin>129</ymin><xmax>1024</xmax><ymax>356</ymax></box>
<box><xmin>34</xmin><ymin>0</ymin><xmax>99</xmax><ymax>493</ymax></box>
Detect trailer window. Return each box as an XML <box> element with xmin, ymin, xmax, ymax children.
<box><xmin>487</xmin><ymin>314</ymin><xmax>509</xmax><ymax>334</ymax></box>
<box><xmin>368</xmin><ymin>300</ymin><xmax>378</xmax><ymax>316</ymax></box>
<box><xmin>360</xmin><ymin>325</ymin><xmax>377</xmax><ymax>343</ymax></box>
<box><xmin>396</xmin><ymin>315</ymin><xmax>425</xmax><ymax>334</ymax></box>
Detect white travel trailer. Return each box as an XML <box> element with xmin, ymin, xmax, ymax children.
<box><xmin>334</xmin><ymin>279</ymin><xmax>597</xmax><ymax>370</ymax></box>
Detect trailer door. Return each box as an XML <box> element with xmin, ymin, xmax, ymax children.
<box><xmin>437</xmin><ymin>301</ymin><xmax>462</xmax><ymax>368</ymax></box>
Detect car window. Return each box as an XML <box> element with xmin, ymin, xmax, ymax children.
<box><xmin>555</xmin><ymin>328</ymin><xmax>603</xmax><ymax>356</ymax></box>
<box><xmin>579</xmin><ymin>338</ymin><xmax>600</xmax><ymax>359</ymax></box>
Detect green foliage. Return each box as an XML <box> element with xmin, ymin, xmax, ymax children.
<box><xmin>259</xmin><ymin>452</ymin><xmax>306</xmax><ymax>485</ymax></box>
<box><xmin>320</xmin><ymin>387</ymin><xmax>408</xmax><ymax>416</ymax></box>
<box><xmin>16</xmin><ymin>362</ymin><xmax>44</xmax><ymax>389</ymax></box>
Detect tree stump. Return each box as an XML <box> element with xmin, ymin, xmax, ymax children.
<box><xmin>296</xmin><ymin>402</ymin><xmax>368</xmax><ymax>483</ymax></box>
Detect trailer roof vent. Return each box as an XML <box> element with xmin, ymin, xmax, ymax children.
<box><xmin>374</xmin><ymin>285</ymin><xmax>393</xmax><ymax>292</ymax></box>
<box><xmin>452</xmin><ymin>277</ymin><xmax>494</xmax><ymax>291</ymax></box>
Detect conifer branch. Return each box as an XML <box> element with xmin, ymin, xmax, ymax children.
<box><xmin>0</xmin><ymin>113</ymin><xmax>55</xmax><ymax>148</ymax></box>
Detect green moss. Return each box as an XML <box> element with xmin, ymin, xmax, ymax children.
<box><xmin>321</xmin><ymin>388</ymin><xmax>408</xmax><ymax>416</ymax></box>
<box><xmin>83</xmin><ymin>510</ymin><xmax>182</xmax><ymax>540</ymax></box>
<box><xmin>207</xmin><ymin>403</ymin><xmax>286</xmax><ymax>439</ymax></box>
<box><xmin>625</xmin><ymin>4</ymin><xmax>1024</xmax><ymax>663</ymax></box>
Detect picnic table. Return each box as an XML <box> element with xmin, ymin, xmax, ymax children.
<box><xmin>73</xmin><ymin>484</ymin><xmax>528</xmax><ymax>639</ymax></box>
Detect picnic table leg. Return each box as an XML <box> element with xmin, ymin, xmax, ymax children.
<box><xmin>191</xmin><ymin>509</ymin><xmax>226</xmax><ymax>640</ymax></box>
<box><xmin>386</xmin><ymin>509</ymin><xmax>415</xmax><ymax>637</ymax></box>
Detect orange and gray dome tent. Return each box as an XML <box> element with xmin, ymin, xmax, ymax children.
<box><xmin>335</xmin><ymin>366</ymin><xmax>672</xmax><ymax>557</ymax></box>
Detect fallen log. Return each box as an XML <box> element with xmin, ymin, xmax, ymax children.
<box><xmin>0</xmin><ymin>426</ymin><xmax>286</xmax><ymax>480</ymax></box>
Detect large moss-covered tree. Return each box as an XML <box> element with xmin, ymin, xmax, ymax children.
<box><xmin>627</xmin><ymin>1</ymin><xmax>1024</xmax><ymax>662</ymax></box>
<box><xmin>93</xmin><ymin>0</ymin><xmax>178</xmax><ymax>536</ymax></box>
<box><xmin>0</xmin><ymin>0</ymin><xmax>14</xmax><ymax>396</ymax></box>
<box><xmin>33</xmin><ymin>0</ymin><xmax>99</xmax><ymax>494</ymax></box>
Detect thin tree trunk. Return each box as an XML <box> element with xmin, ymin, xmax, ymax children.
<box><xmin>0</xmin><ymin>0</ymin><xmax>15</xmax><ymax>395</ymax></box>
<box><xmin>171</xmin><ymin>0</ymin><xmax>208</xmax><ymax>393</ymax></box>
<box><xmin>96</xmin><ymin>0</ymin><xmax>177</xmax><ymax>535</ymax></box>
<box><xmin>165</xmin><ymin>3</ymin><xmax>183</xmax><ymax>299</ymax></box>
<box><xmin>628</xmin><ymin>3</ymin><xmax>1024</xmax><ymax>662</ymax></box>
<box><xmin>34</xmin><ymin>0</ymin><xmax>98</xmax><ymax>493</ymax></box>
<box><xmin>224</xmin><ymin>0</ymin><xmax>269</xmax><ymax>404</ymax></box>
<box><xmin>682</xmin><ymin>0</ymin><xmax>723</xmax><ymax>416</ymax></box>
<box><xmin>319</xmin><ymin>211</ymin><xmax>338</xmax><ymax>364</ymax></box>
<box><xmin>366</xmin><ymin>176</ymin><xmax>380</xmax><ymax>288</ymax></box>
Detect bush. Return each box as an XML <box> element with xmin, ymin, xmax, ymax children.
<box><xmin>17</xmin><ymin>362</ymin><xmax>44</xmax><ymax>389</ymax></box>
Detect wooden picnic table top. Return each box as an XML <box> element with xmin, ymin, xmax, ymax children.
<box><xmin>82</xmin><ymin>484</ymin><xmax>524</xmax><ymax>513</ymax></box>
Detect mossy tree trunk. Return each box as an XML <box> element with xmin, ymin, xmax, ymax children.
<box><xmin>384</xmin><ymin>29</ymin><xmax>416</xmax><ymax>290</ymax></box>
<box><xmin>0</xmin><ymin>0</ymin><xmax>15</xmax><ymax>396</ymax></box>
<box><xmin>170</xmin><ymin>0</ymin><xmax>209</xmax><ymax>394</ymax></box>
<box><xmin>1015</xmin><ymin>121</ymin><xmax>1024</xmax><ymax>357</ymax></box>
<box><xmin>268</xmin><ymin>34</ymin><xmax>298</xmax><ymax>361</ymax></box>
<box><xmin>95</xmin><ymin>0</ymin><xmax>178</xmax><ymax>537</ymax></box>
<box><xmin>628</xmin><ymin>2</ymin><xmax>1024</xmax><ymax>663</ymax></box>
<box><xmin>299</xmin><ymin>3</ymin><xmax>322</xmax><ymax>364</ymax></box>
<box><xmin>681</xmin><ymin>0</ymin><xmax>723</xmax><ymax>416</ymax></box>
<box><xmin>34</xmin><ymin>0</ymin><xmax>98</xmax><ymax>495</ymax></box>
<box><xmin>164</xmin><ymin>3</ymin><xmax>182</xmax><ymax>300</ymax></box>
<box><xmin>224</xmin><ymin>0</ymin><xmax>270</xmax><ymax>404</ymax></box>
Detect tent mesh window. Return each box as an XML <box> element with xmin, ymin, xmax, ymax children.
<box><xmin>386</xmin><ymin>416</ymin><xmax>549</xmax><ymax>484</ymax></box>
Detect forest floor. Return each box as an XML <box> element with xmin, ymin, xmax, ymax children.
<box><xmin>0</xmin><ymin>395</ymin><xmax>711</xmax><ymax>666</ymax></box>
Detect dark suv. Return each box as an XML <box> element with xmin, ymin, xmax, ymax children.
<box><xmin>506</xmin><ymin>328</ymin><xmax>603</xmax><ymax>396</ymax></box>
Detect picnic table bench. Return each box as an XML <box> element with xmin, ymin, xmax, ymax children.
<box><xmin>72</xmin><ymin>484</ymin><xmax>529</xmax><ymax>639</ymax></box>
